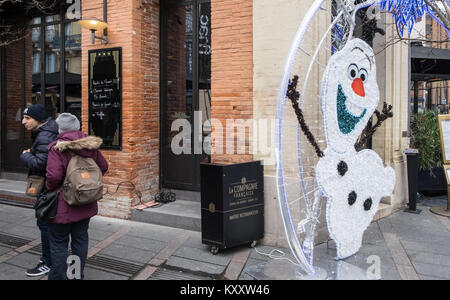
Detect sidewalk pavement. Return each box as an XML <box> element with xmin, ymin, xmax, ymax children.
<box><xmin>0</xmin><ymin>196</ymin><xmax>449</xmax><ymax>280</ymax></box>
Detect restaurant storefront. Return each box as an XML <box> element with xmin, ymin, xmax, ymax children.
<box><xmin>0</xmin><ymin>0</ymin><xmax>213</xmax><ymax>218</ymax></box>
<box><xmin>1</xmin><ymin>0</ymin><xmax>410</xmax><ymax>248</ymax></box>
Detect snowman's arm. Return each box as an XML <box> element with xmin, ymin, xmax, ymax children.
<box><xmin>287</xmin><ymin>75</ymin><xmax>324</xmax><ymax>158</ymax></box>
<box><xmin>355</xmin><ymin>102</ymin><xmax>393</xmax><ymax>151</ymax></box>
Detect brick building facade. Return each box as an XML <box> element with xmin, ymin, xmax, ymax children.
<box><xmin>1</xmin><ymin>0</ymin><xmax>412</xmax><ymax>248</ymax></box>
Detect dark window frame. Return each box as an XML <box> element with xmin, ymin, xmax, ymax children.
<box><xmin>160</xmin><ymin>0</ymin><xmax>212</xmax><ymax>191</ymax></box>
<box><xmin>30</xmin><ymin>5</ymin><xmax>82</xmax><ymax>117</ymax></box>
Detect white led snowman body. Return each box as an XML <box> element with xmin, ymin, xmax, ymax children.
<box><xmin>315</xmin><ymin>38</ymin><xmax>395</xmax><ymax>259</ymax></box>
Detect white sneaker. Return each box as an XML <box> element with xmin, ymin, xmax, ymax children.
<box><xmin>26</xmin><ymin>262</ymin><xmax>51</xmax><ymax>277</ymax></box>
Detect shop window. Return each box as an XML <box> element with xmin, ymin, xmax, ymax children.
<box><xmin>64</xmin><ymin>21</ymin><xmax>82</xmax><ymax>121</ymax></box>
<box><xmin>28</xmin><ymin>7</ymin><xmax>81</xmax><ymax>121</ymax></box>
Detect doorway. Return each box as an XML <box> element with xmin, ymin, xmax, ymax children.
<box><xmin>1</xmin><ymin>8</ymin><xmax>82</xmax><ymax>174</ymax></box>
<box><xmin>161</xmin><ymin>0</ymin><xmax>211</xmax><ymax>191</ymax></box>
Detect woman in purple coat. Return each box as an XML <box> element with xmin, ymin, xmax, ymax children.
<box><xmin>46</xmin><ymin>113</ymin><xmax>108</xmax><ymax>280</ymax></box>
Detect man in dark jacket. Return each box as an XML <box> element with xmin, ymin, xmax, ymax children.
<box><xmin>20</xmin><ymin>104</ymin><xmax>58</xmax><ymax>277</ymax></box>
<box><xmin>46</xmin><ymin>113</ymin><xmax>108</xmax><ymax>280</ymax></box>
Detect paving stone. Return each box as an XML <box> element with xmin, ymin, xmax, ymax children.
<box><xmin>346</xmin><ymin>252</ymin><xmax>397</xmax><ymax>271</ymax></box>
<box><xmin>19</xmin><ymin>217</ymin><xmax>40</xmax><ymax>229</ymax></box>
<box><xmin>238</xmin><ymin>272</ymin><xmax>256</xmax><ymax>280</ymax></box>
<box><xmin>419</xmin><ymin>274</ymin><xmax>448</xmax><ymax>280</ymax></box>
<box><xmin>165</xmin><ymin>255</ymin><xmax>226</xmax><ymax>277</ymax></box>
<box><xmin>245</xmin><ymin>257</ymin><xmax>268</xmax><ymax>268</ymax></box>
<box><xmin>0</xmin><ymin>212</ymin><xmax>25</xmax><ymax>224</ymax></box>
<box><xmin>398</xmin><ymin>233</ymin><xmax>450</xmax><ymax>247</ymax></box>
<box><xmin>5</xmin><ymin>252</ymin><xmax>41</xmax><ymax>269</ymax></box>
<box><xmin>388</xmin><ymin>222</ymin><xmax>449</xmax><ymax>242</ymax></box>
<box><xmin>173</xmin><ymin>246</ymin><xmax>231</xmax><ymax>266</ymax></box>
<box><xmin>99</xmin><ymin>243</ymin><xmax>157</xmax><ymax>264</ymax></box>
<box><xmin>248</xmin><ymin>245</ymin><xmax>284</xmax><ymax>261</ymax></box>
<box><xmin>89</xmin><ymin>217</ymin><xmax>130</xmax><ymax>233</ymax></box>
<box><xmin>88</xmin><ymin>229</ymin><xmax>115</xmax><ymax>241</ymax></box>
<box><xmin>401</xmin><ymin>240</ymin><xmax>450</xmax><ymax>256</ymax></box>
<box><xmin>0</xmin><ymin>225</ymin><xmax>40</xmax><ymax>240</ymax></box>
<box><xmin>379</xmin><ymin>266</ymin><xmax>402</xmax><ymax>280</ymax></box>
<box><xmin>409</xmin><ymin>252</ymin><xmax>450</xmax><ymax>267</ymax></box>
<box><xmin>88</xmin><ymin>239</ymin><xmax>101</xmax><ymax>249</ymax></box>
<box><xmin>0</xmin><ymin>221</ymin><xmax>9</xmax><ymax>229</ymax></box>
<box><xmin>0</xmin><ymin>246</ymin><xmax>11</xmax><ymax>255</ymax></box>
<box><xmin>114</xmin><ymin>235</ymin><xmax>167</xmax><ymax>253</ymax></box>
<box><xmin>0</xmin><ymin>205</ymin><xmax>33</xmax><ymax>217</ymax></box>
<box><xmin>126</xmin><ymin>225</ymin><xmax>196</xmax><ymax>243</ymax></box>
<box><xmin>0</xmin><ymin>263</ymin><xmax>41</xmax><ymax>280</ymax></box>
<box><xmin>1</xmin><ymin>199</ymin><xmax>449</xmax><ymax>281</ymax></box>
<box><xmin>412</xmin><ymin>261</ymin><xmax>450</xmax><ymax>280</ymax></box>
<box><xmin>182</xmin><ymin>235</ymin><xmax>206</xmax><ymax>250</ymax></box>
<box><xmin>83</xmin><ymin>266</ymin><xmax>129</xmax><ymax>280</ymax></box>
<box><xmin>422</xmin><ymin>197</ymin><xmax>447</xmax><ymax>207</ymax></box>
<box><xmin>362</xmin><ymin>224</ymin><xmax>385</xmax><ymax>244</ymax></box>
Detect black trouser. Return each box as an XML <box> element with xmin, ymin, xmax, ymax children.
<box><xmin>48</xmin><ymin>219</ymin><xmax>90</xmax><ymax>280</ymax></box>
<box><xmin>36</xmin><ymin>220</ymin><xmax>51</xmax><ymax>266</ymax></box>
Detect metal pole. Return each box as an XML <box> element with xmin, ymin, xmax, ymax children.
<box><xmin>414</xmin><ymin>81</ymin><xmax>419</xmax><ymax>115</ymax></box>
<box><xmin>103</xmin><ymin>0</ymin><xmax>108</xmax><ymax>38</ymax></box>
<box><xmin>448</xmin><ymin>185</ymin><xmax>450</xmax><ymax>211</ymax></box>
<box><xmin>404</xmin><ymin>149</ymin><xmax>421</xmax><ymax>214</ymax></box>
<box><xmin>104</xmin><ymin>0</ymin><xmax>107</xmax><ymax>22</ymax></box>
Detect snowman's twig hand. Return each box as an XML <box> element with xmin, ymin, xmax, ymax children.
<box><xmin>355</xmin><ymin>102</ymin><xmax>393</xmax><ymax>151</ymax></box>
<box><xmin>287</xmin><ymin>75</ymin><xmax>324</xmax><ymax>158</ymax></box>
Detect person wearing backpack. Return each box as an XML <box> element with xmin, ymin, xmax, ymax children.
<box><xmin>46</xmin><ymin>113</ymin><xmax>108</xmax><ymax>280</ymax></box>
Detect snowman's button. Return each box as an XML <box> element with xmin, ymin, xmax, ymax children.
<box><xmin>348</xmin><ymin>191</ymin><xmax>357</xmax><ymax>206</ymax></box>
<box><xmin>338</xmin><ymin>161</ymin><xmax>348</xmax><ymax>176</ymax></box>
<box><xmin>364</xmin><ymin>198</ymin><xmax>373</xmax><ymax>211</ymax></box>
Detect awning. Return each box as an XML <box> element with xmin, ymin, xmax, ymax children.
<box><xmin>411</xmin><ymin>46</ymin><xmax>450</xmax><ymax>81</ymax></box>
<box><xmin>32</xmin><ymin>72</ymin><xmax>81</xmax><ymax>86</ymax></box>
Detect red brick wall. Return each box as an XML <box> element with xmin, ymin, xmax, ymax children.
<box><xmin>211</xmin><ymin>0</ymin><xmax>253</xmax><ymax>164</ymax></box>
<box><xmin>81</xmin><ymin>0</ymin><xmax>160</xmax><ymax>219</ymax></box>
<box><xmin>5</xmin><ymin>41</ymin><xmax>24</xmax><ymax>140</ymax></box>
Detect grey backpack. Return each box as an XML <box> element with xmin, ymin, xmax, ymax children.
<box><xmin>62</xmin><ymin>151</ymin><xmax>103</xmax><ymax>206</ymax></box>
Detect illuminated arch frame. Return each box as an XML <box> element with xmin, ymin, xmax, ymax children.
<box><xmin>275</xmin><ymin>0</ymin><xmax>449</xmax><ymax>275</ymax></box>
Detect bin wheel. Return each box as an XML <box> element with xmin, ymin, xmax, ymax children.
<box><xmin>210</xmin><ymin>246</ymin><xmax>219</xmax><ymax>255</ymax></box>
<box><xmin>249</xmin><ymin>240</ymin><xmax>257</xmax><ymax>248</ymax></box>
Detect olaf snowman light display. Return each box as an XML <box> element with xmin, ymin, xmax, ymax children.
<box><xmin>316</xmin><ymin>38</ymin><xmax>395</xmax><ymax>259</ymax></box>
<box><xmin>277</xmin><ymin>0</ymin><xmax>449</xmax><ymax>275</ymax></box>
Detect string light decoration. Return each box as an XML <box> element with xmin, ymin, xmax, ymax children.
<box><xmin>275</xmin><ymin>0</ymin><xmax>444</xmax><ymax>275</ymax></box>
<box><xmin>379</xmin><ymin>0</ymin><xmax>433</xmax><ymax>35</ymax></box>
<box><xmin>316</xmin><ymin>38</ymin><xmax>395</xmax><ymax>259</ymax></box>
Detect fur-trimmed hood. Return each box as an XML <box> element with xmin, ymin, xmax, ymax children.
<box><xmin>54</xmin><ymin>136</ymin><xmax>103</xmax><ymax>152</ymax></box>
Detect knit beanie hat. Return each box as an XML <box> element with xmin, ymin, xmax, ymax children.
<box><xmin>56</xmin><ymin>113</ymin><xmax>80</xmax><ymax>134</ymax></box>
<box><xmin>23</xmin><ymin>104</ymin><xmax>47</xmax><ymax>123</ymax></box>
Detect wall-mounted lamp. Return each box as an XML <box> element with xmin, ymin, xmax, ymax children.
<box><xmin>78</xmin><ymin>18</ymin><xmax>109</xmax><ymax>44</ymax></box>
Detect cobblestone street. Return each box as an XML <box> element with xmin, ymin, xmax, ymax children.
<box><xmin>0</xmin><ymin>196</ymin><xmax>449</xmax><ymax>280</ymax></box>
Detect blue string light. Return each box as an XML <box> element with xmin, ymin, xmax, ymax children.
<box><xmin>378</xmin><ymin>0</ymin><xmax>434</xmax><ymax>36</ymax></box>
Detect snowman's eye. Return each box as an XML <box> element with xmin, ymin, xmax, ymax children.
<box><xmin>359</xmin><ymin>69</ymin><xmax>368</xmax><ymax>82</ymax></box>
<box><xmin>347</xmin><ymin>64</ymin><xmax>358</xmax><ymax>80</ymax></box>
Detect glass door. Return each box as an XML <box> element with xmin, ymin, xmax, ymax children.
<box><xmin>1</xmin><ymin>7</ymin><xmax>82</xmax><ymax>174</ymax></box>
<box><xmin>161</xmin><ymin>0</ymin><xmax>211</xmax><ymax>191</ymax></box>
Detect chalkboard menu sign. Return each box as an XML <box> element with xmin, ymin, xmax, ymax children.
<box><xmin>439</xmin><ymin>115</ymin><xmax>450</xmax><ymax>165</ymax></box>
<box><xmin>88</xmin><ymin>48</ymin><xmax>122</xmax><ymax>150</ymax></box>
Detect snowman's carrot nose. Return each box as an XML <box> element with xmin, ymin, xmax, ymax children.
<box><xmin>352</xmin><ymin>78</ymin><xmax>365</xmax><ymax>97</ymax></box>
